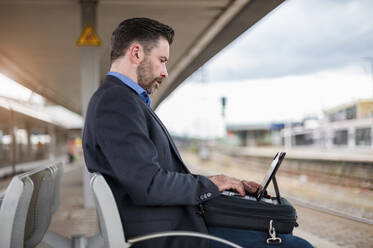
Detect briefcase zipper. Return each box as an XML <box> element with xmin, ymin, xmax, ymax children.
<box><xmin>207</xmin><ymin>197</ymin><xmax>294</xmax><ymax>215</ymax></box>
<box><xmin>204</xmin><ymin>206</ymin><xmax>296</xmax><ymax>223</ymax></box>
<box><xmin>206</xmin><ymin>202</ymin><xmax>294</xmax><ymax>217</ymax></box>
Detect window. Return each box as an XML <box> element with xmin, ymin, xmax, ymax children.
<box><xmin>355</xmin><ymin>127</ymin><xmax>371</xmax><ymax>146</ymax></box>
<box><xmin>333</xmin><ymin>129</ymin><xmax>348</xmax><ymax>145</ymax></box>
<box><xmin>345</xmin><ymin>106</ymin><xmax>357</xmax><ymax>120</ymax></box>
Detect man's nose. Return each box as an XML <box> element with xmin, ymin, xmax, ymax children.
<box><xmin>161</xmin><ymin>66</ymin><xmax>168</xmax><ymax>78</ymax></box>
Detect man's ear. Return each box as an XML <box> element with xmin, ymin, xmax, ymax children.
<box><xmin>129</xmin><ymin>43</ymin><xmax>144</xmax><ymax>65</ymax></box>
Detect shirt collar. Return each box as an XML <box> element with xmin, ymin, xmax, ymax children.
<box><xmin>108</xmin><ymin>71</ymin><xmax>151</xmax><ymax>107</ymax></box>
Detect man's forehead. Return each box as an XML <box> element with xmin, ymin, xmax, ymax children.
<box><xmin>151</xmin><ymin>38</ymin><xmax>169</xmax><ymax>58</ymax></box>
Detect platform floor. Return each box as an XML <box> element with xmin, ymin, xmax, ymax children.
<box><xmin>35</xmin><ymin>161</ymin><xmax>98</xmax><ymax>248</ymax></box>
<box><xmin>47</xmin><ymin>161</ymin><xmax>98</xmax><ymax>238</ymax></box>
<box><xmin>231</xmin><ymin>146</ymin><xmax>373</xmax><ymax>162</ymax></box>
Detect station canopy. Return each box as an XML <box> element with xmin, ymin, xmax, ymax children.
<box><xmin>0</xmin><ymin>0</ymin><xmax>283</xmax><ymax>115</ymax></box>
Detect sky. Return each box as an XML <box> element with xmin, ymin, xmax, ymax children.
<box><xmin>156</xmin><ymin>0</ymin><xmax>373</xmax><ymax>138</ymax></box>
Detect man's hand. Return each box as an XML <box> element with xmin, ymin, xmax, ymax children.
<box><xmin>207</xmin><ymin>175</ymin><xmax>245</xmax><ymax>196</ymax></box>
<box><xmin>242</xmin><ymin>180</ymin><xmax>271</xmax><ymax>198</ymax></box>
<box><xmin>242</xmin><ymin>180</ymin><xmax>263</xmax><ymax>195</ymax></box>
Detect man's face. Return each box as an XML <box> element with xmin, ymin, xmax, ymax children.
<box><xmin>137</xmin><ymin>38</ymin><xmax>169</xmax><ymax>95</ymax></box>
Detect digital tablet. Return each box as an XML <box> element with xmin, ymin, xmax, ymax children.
<box><xmin>221</xmin><ymin>152</ymin><xmax>286</xmax><ymax>204</ymax></box>
<box><xmin>256</xmin><ymin>152</ymin><xmax>286</xmax><ymax>201</ymax></box>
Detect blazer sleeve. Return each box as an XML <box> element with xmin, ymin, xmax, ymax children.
<box><xmin>95</xmin><ymin>87</ymin><xmax>219</xmax><ymax>206</ymax></box>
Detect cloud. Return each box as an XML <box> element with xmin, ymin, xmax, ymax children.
<box><xmin>201</xmin><ymin>0</ymin><xmax>373</xmax><ymax>81</ymax></box>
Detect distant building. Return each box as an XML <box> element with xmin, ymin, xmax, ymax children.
<box><xmin>281</xmin><ymin>99</ymin><xmax>373</xmax><ymax>149</ymax></box>
<box><xmin>225</xmin><ymin>99</ymin><xmax>373</xmax><ymax>150</ymax></box>
<box><xmin>226</xmin><ymin>122</ymin><xmax>284</xmax><ymax>147</ymax></box>
<box><xmin>325</xmin><ymin>99</ymin><xmax>372</xmax><ymax>122</ymax></box>
<box><xmin>281</xmin><ymin>117</ymin><xmax>321</xmax><ymax>147</ymax></box>
<box><xmin>322</xmin><ymin>99</ymin><xmax>373</xmax><ymax>148</ymax></box>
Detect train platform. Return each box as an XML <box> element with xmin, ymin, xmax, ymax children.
<box><xmin>1</xmin><ymin>155</ymin><xmax>371</xmax><ymax>248</ymax></box>
<box><xmin>227</xmin><ymin>146</ymin><xmax>373</xmax><ymax>163</ymax></box>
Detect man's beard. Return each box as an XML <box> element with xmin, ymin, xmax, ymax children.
<box><xmin>137</xmin><ymin>58</ymin><xmax>162</xmax><ymax>95</ymax></box>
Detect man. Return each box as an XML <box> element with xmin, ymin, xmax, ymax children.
<box><xmin>83</xmin><ymin>18</ymin><xmax>312</xmax><ymax>248</ymax></box>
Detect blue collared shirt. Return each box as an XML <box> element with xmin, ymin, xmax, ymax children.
<box><xmin>108</xmin><ymin>71</ymin><xmax>151</xmax><ymax>107</ymax></box>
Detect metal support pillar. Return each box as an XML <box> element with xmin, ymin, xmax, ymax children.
<box><xmin>10</xmin><ymin>109</ymin><xmax>16</xmax><ymax>175</ymax></box>
<box><xmin>48</xmin><ymin>124</ymin><xmax>56</xmax><ymax>161</ymax></box>
<box><xmin>79</xmin><ymin>0</ymin><xmax>100</xmax><ymax>208</ymax></box>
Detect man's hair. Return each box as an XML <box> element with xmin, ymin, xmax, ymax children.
<box><xmin>110</xmin><ymin>17</ymin><xmax>174</xmax><ymax>63</ymax></box>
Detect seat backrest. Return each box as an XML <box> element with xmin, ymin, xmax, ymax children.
<box><xmin>89</xmin><ymin>174</ymin><xmax>243</xmax><ymax>248</ymax></box>
<box><xmin>90</xmin><ymin>173</ymin><xmax>127</xmax><ymax>248</ymax></box>
<box><xmin>50</xmin><ymin>162</ymin><xmax>64</xmax><ymax>214</ymax></box>
<box><xmin>0</xmin><ymin>174</ymin><xmax>34</xmax><ymax>248</ymax></box>
<box><xmin>23</xmin><ymin>166</ymin><xmax>55</xmax><ymax>248</ymax></box>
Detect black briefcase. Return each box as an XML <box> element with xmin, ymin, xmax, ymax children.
<box><xmin>202</xmin><ymin>193</ymin><xmax>298</xmax><ymax>234</ymax></box>
<box><xmin>202</xmin><ymin>152</ymin><xmax>298</xmax><ymax>235</ymax></box>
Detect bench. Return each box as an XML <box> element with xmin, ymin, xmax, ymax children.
<box><xmin>90</xmin><ymin>173</ymin><xmax>242</xmax><ymax>248</ymax></box>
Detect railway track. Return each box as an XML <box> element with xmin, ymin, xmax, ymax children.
<box><xmin>294</xmin><ymin>201</ymin><xmax>373</xmax><ymax>248</ymax></box>
<box><xmin>285</xmin><ymin>193</ymin><xmax>373</xmax><ymax>225</ymax></box>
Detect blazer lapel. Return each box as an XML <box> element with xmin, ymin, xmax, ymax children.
<box><xmin>147</xmin><ymin>108</ymin><xmax>191</xmax><ymax>173</ymax></box>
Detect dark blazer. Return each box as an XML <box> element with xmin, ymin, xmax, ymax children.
<box><xmin>83</xmin><ymin>75</ymin><xmax>219</xmax><ymax>248</ymax></box>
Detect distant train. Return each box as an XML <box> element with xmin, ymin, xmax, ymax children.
<box><xmin>0</xmin><ymin>97</ymin><xmax>70</xmax><ymax>177</ymax></box>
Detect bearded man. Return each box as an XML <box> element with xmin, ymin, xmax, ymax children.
<box><xmin>82</xmin><ymin>18</ymin><xmax>312</xmax><ymax>248</ymax></box>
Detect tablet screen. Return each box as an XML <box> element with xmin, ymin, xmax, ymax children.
<box><xmin>261</xmin><ymin>152</ymin><xmax>281</xmax><ymax>186</ymax></box>
<box><xmin>257</xmin><ymin>152</ymin><xmax>286</xmax><ymax>200</ymax></box>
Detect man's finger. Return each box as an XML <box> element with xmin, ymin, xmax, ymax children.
<box><xmin>258</xmin><ymin>184</ymin><xmax>263</xmax><ymax>191</ymax></box>
<box><xmin>231</xmin><ymin>182</ymin><xmax>245</xmax><ymax>196</ymax></box>
<box><xmin>243</xmin><ymin>182</ymin><xmax>257</xmax><ymax>194</ymax></box>
<box><xmin>243</xmin><ymin>180</ymin><xmax>263</xmax><ymax>193</ymax></box>
<box><xmin>243</xmin><ymin>183</ymin><xmax>253</xmax><ymax>192</ymax></box>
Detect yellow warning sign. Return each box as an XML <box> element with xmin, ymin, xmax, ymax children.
<box><xmin>76</xmin><ymin>25</ymin><xmax>101</xmax><ymax>46</ymax></box>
